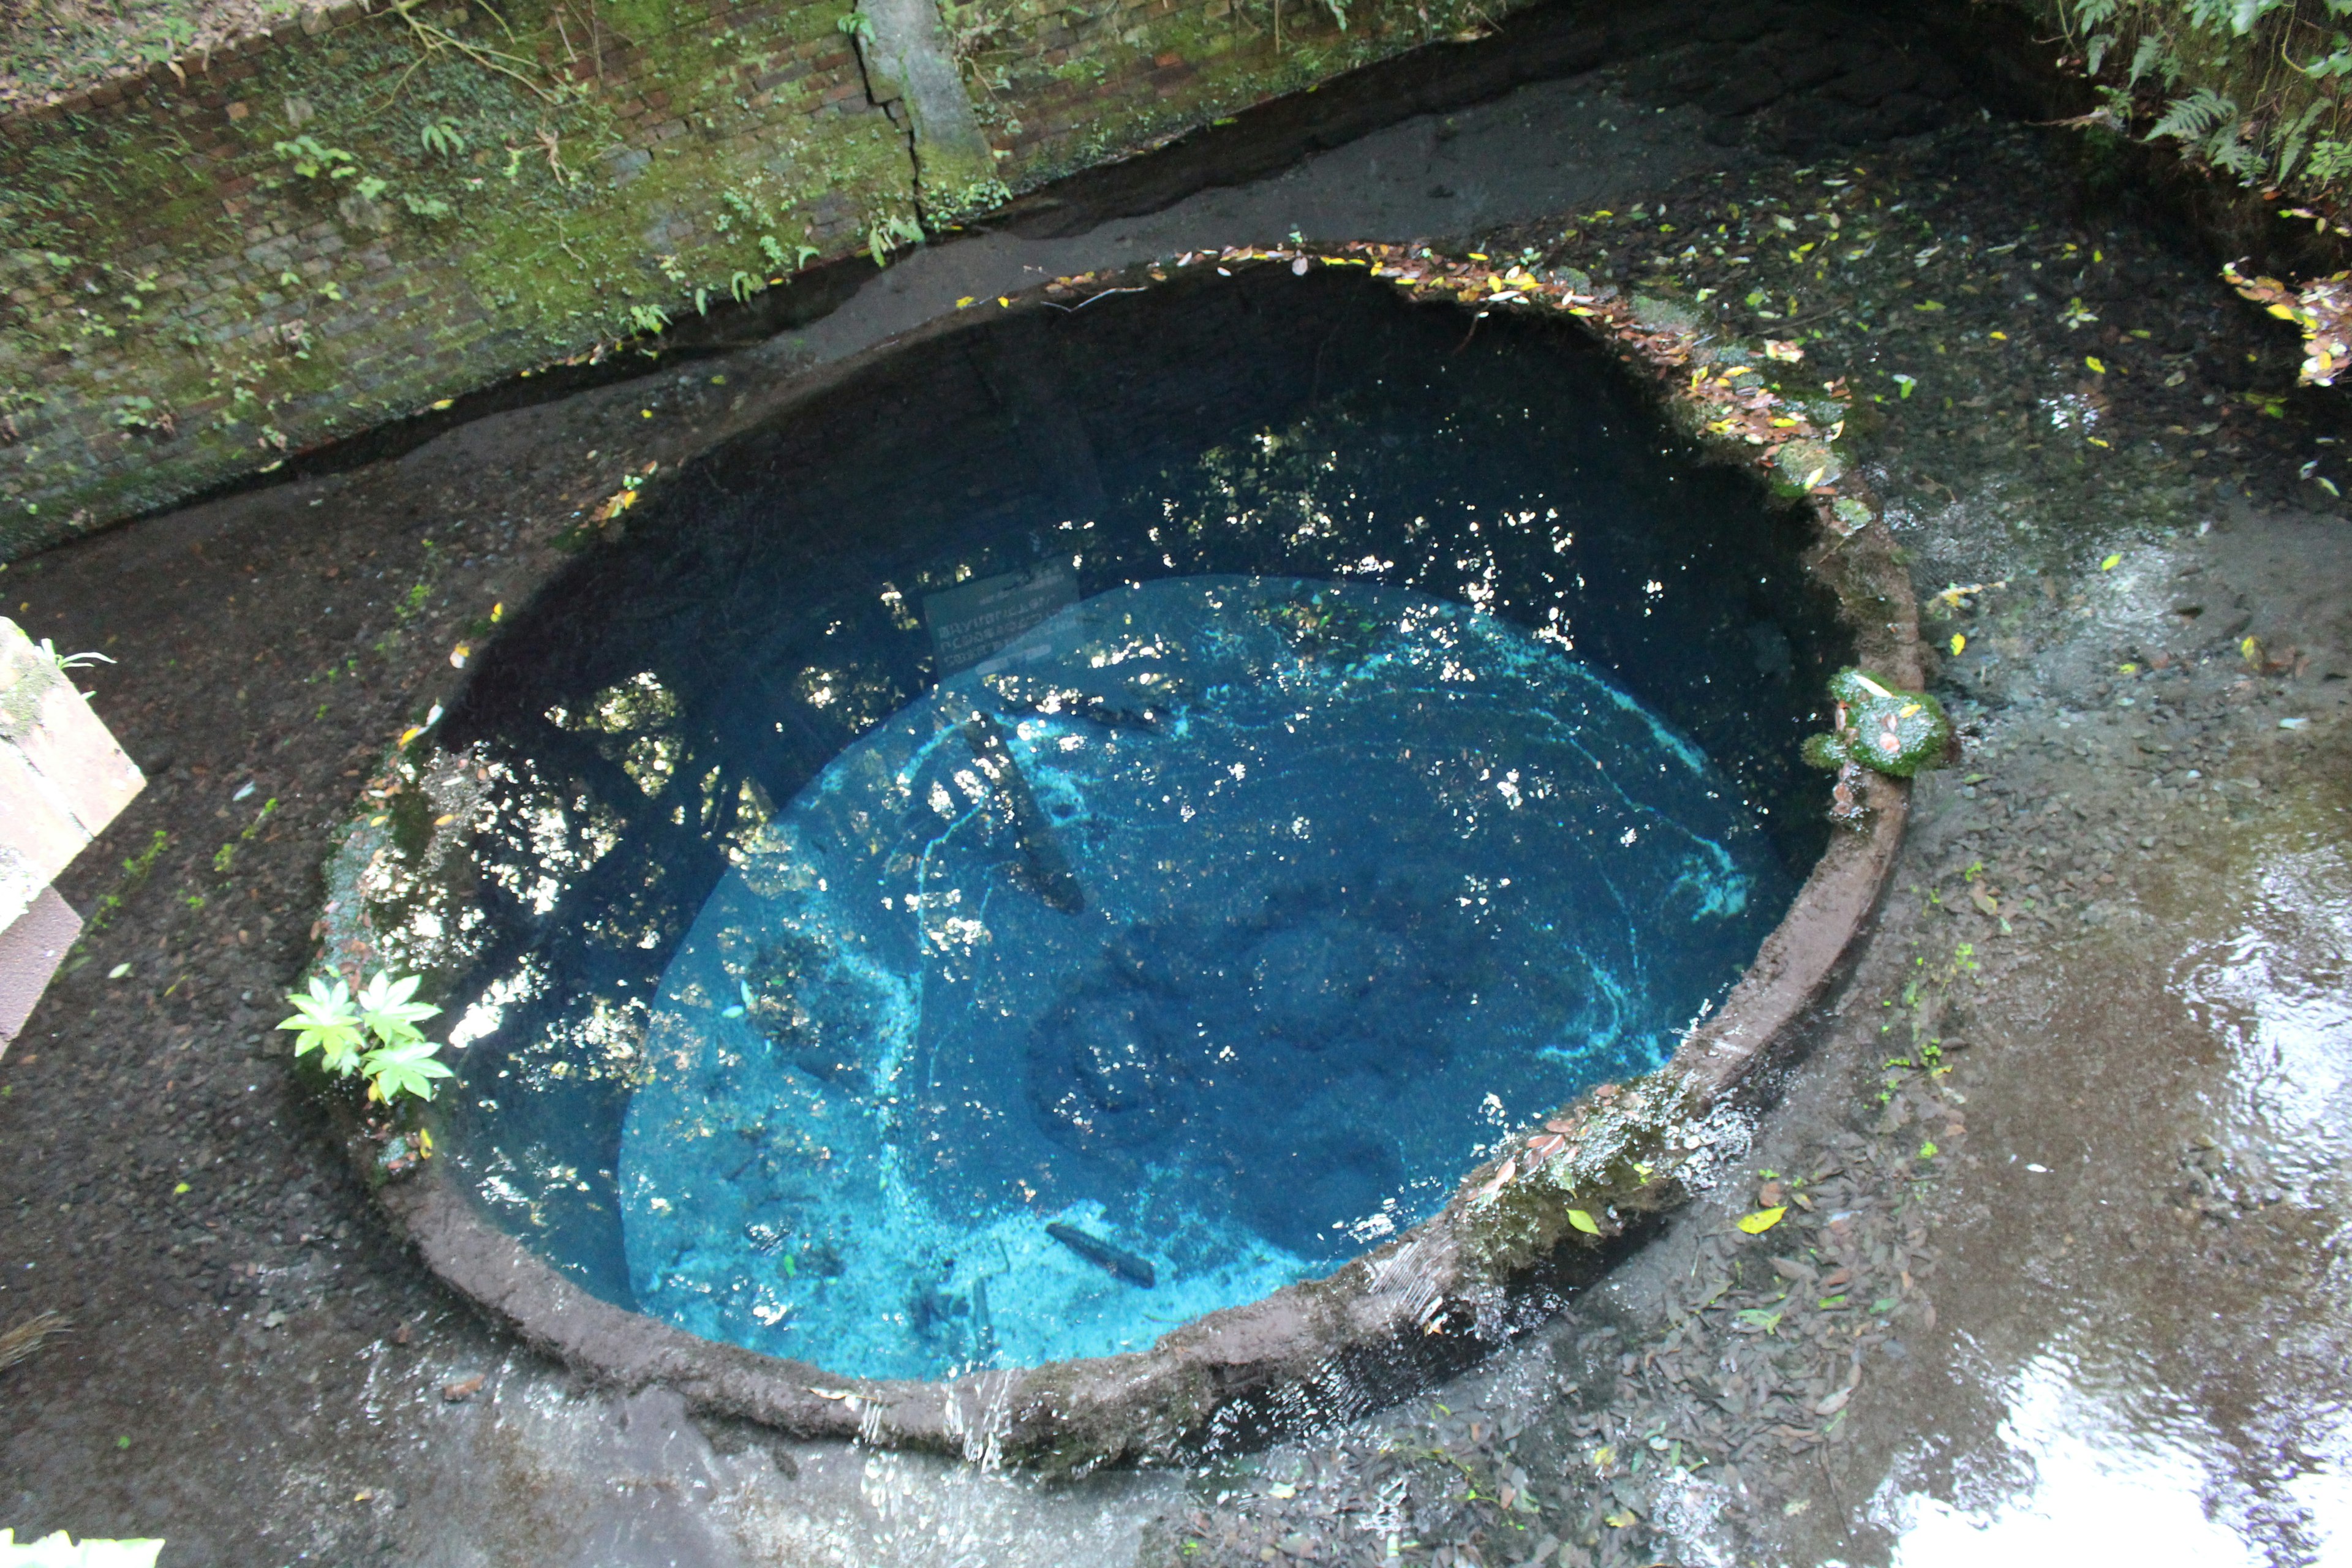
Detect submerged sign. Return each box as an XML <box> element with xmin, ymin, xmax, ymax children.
<box><xmin>923</xmin><ymin>564</ymin><xmax>1079</xmax><ymax>673</ymax></box>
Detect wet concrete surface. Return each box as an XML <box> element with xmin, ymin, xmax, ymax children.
<box><xmin>3</xmin><ymin>18</ymin><xmax>2352</xmax><ymax>1568</ymax></box>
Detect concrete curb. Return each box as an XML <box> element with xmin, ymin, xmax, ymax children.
<box><xmin>342</xmin><ymin>253</ymin><xmax>1921</xmax><ymax>1472</ymax></box>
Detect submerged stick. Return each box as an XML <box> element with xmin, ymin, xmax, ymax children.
<box><xmin>1046</xmin><ymin>1223</ymin><xmax>1156</xmax><ymax>1287</ymax></box>
<box><xmin>960</xmin><ymin>712</ymin><xmax>1085</xmax><ymax>913</ymax></box>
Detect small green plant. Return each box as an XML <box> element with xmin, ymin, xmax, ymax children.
<box><xmin>420</xmin><ymin>120</ymin><xmax>469</xmax><ymax>160</ymax></box>
<box><xmin>627</xmin><ymin>302</ymin><xmax>671</xmax><ymax>336</ymax></box>
<box><xmin>274</xmin><ymin>136</ymin><xmax>360</xmax><ymax>180</ymax></box>
<box><xmin>34</xmin><ymin>636</ymin><xmax>114</xmax><ymax>674</ymax></box>
<box><xmin>278</xmin><ymin>971</ymin><xmax>453</xmax><ymax>1103</ymax></box>
<box><xmin>865</xmin><ymin>212</ymin><xmax>925</xmax><ymax>268</ymax></box>
<box><xmin>837</xmin><ymin>10</ymin><xmax>875</xmax><ymax>41</ymax></box>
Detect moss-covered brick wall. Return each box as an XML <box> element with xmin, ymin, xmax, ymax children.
<box><xmin>0</xmin><ymin>0</ymin><xmax>1502</xmax><ymax>560</ymax></box>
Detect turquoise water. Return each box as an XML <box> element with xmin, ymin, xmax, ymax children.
<box><xmin>616</xmin><ymin>576</ymin><xmax>1787</xmax><ymax>1378</ymax></box>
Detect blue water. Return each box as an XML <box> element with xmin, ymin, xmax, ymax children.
<box><xmin>617</xmin><ymin>576</ymin><xmax>1787</xmax><ymax>1378</ymax></box>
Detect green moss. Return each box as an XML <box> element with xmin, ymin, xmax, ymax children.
<box><xmin>1453</xmin><ymin>1071</ymin><xmax>1701</xmax><ymax>1281</ymax></box>
<box><xmin>0</xmin><ymin>0</ymin><xmax>1540</xmax><ymax>554</ymax></box>
<box><xmin>1802</xmin><ymin>666</ymin><xmax>1953</xmax><ymax>779</ymax></box>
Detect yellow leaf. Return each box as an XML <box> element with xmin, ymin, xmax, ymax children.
<box><xmin>1567</xmin><ymin>1208</ymin><xmax>1601</xmax><ymax>1235</ymax></box>
<box><xmin>490</xmin><ymin>601</ymin><xmax>505</xmax><ymax>622</ymax></box>
<box><xmin>398</xmin><ymin>726</ymin><xmax>425</xmax><ymax>747</ymax></box>
<box><xmin>2086</xmin><ymin>356</ymin><xmax>2106</xmax><ymax>374</ymax></box>
<box><xmin>1989</xmin><ymin>330</ymin><xmax>2008</xmax><ymax>341</ymax></box>
<box><xmin>1736</xmin><ymin>1206</ymin><xmax>1787</xmax><ymax>1234</ymax></box>
<box><xmin>2242</xmin><ymin>635</ymin><xmax>2263</xmax><ymax>662</ymax></box>
<box><xmin>173</xmin><ymin>1182</ymin><xmax>190</xmax><ymax>1194</ymax></box>
<box><xmin>2100</xmin><ymin>552</ymin><xmax>2122</xmax><ymax>571</ymax></box>
<box><xmin>1950</xmin><ymin>633</ymin><xmax>1966</xmax><ymax>655</ymax></box>
<box><xmin>431</xmin><ymin>398</ymin><xmax>454</xmax><ymax>410</ymax></box>
<box><xmin>1591</xmin><ymin>1446</ymin><xmax>1615</xmax><ymax>1468</ymax></box>
<box><xmin>956</xmin><ymin>296</ymin><xmax>975</xmax><ymax>309</ymax></box>
<box><xmin>2118</xmin><ymin>662</ymin><xmax>2137</xmax><ymax>674</ymax></box>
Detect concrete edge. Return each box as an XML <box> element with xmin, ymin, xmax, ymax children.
<box><xmin>342</xmin><ymin>244</ymin><xmax>1925</xmax><ymax>1472</ymax></box>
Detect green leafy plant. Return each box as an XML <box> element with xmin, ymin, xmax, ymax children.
<box><xmin>277</xmin><ymin>970</ymin><xmax>452</xmax><ymax>1103</ymax></box>
<box><xmin>419</xmin><ymin>120</ymin><xmax>470</xmax><ymax>160</ymax></box>
<box><xmin>865</xmin><ymin>212</ymin><xmax>925</xmax><ymax>268</ymax></box>
<box><xmin>274</xmin><ymin>136</ymin><xmax>360</xmax><ymax>180</ymax></box>
<box><xmin>837</xmin><ymin>10</ymin><xmax>875</xmax><ymax>41</ymax></box>
<box><xmin>34</xmin><ymin>636</ymin><xmax>114</xmax><ymax>673</ymax></box>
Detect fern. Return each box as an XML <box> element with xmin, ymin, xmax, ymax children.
<box><xmin>2205</xmin><ymin>129</ymin><xmax>2266</xmax><ymax>177</ymax></box>
<box><xmin>2149</xmin><ymin>87</ymin><xmax>2235</xmax><ymax>143</ymax></box>
<box><xmin>2127</xmin><ymin>35</ymin><xmax>2180</xmax><ymax>88</ymax></box>
<box><xmin>2275</xmin><ymin>100</ymin><xmax>2330</xmax><ymax>184</ymax></box>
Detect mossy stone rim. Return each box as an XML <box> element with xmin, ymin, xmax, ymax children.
<box><xmin>331</xmin><ymin>258</ymin><xmax>1923</xmax><ymax>1474</ymax></box>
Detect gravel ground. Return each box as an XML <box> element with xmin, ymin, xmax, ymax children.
<box><xmin>4</xmin><ymin>26</ymin><xmax>2351</xmax><ymax>1568</ymax></box>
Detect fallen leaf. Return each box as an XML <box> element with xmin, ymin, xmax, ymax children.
<box><xmin>1567</xmin><ymin>1208</ymin><xmax>1602</xmax><ymax>1236</ymax></box>
<box><xmin>1970</xmin><ymin>886</ymin><xmax>2000</xmax><ymax>916</ymax></box>
<box><xmin>2101</xmin><ymin>552</ymin><xmax>2122</xmax><ymax>571</ymax></box>
<box><xmin>1736</xmin><ymin>1206</ymin><xmax>1788</xmax><ymax>1234</ymax></box>
<box><xmin>441</xmin><ymin>1373</ymin><xmax>486</xmax><ymax>1401</ymax></box>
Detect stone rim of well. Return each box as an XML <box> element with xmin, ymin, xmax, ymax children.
<box><xmin>318</xmin><ymin>246</ymin><xmax>1922</xmax><ymax>1473</ymax></box>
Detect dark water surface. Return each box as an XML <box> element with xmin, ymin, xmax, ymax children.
<box><xmin>433</xmin><ymin>268</ymin><xmax>1847</xmax><ymax>1349</ymax></box>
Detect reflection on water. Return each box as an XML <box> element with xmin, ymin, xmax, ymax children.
<box><xmin>1880</xmin><ymin>1353</ymin><xmax>2275</xmax><ymax>1566</ymax></box>
<box><xmin>2187</xmin><ymin>847</ymin><xmax>2352</xmax><ymax>1204</ymax></box>
<box><xmin>619</xmin><ymin>578</ymin><xmax>1787</xmax><ymax>1378</ymax></box>
<box><xmin>1870</xmin><ymin>827</ymin><xmax>2352</xmax><ymax>1567</ymax></box>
